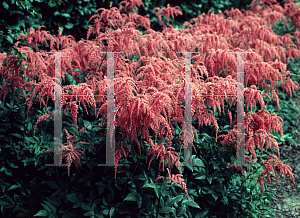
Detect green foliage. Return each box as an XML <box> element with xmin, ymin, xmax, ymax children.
<box><xmin>0</xmin><ymin>83</ymin><xmax>278</xmax><ymax>217</ymax></box>
<box><xmin>0</xmin><ymin>0</ymin><xmax>101</xmax><ymax>53</ymax></box>
<box><xmin>270</xmin><ymin>17</ymin><xmax>296</xmax><ymax>36</ymax></box>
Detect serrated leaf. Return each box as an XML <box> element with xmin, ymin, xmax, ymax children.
<box><xmin>34</xmin><ymin>210</ymin><xmax>49</xmax><ymax>217</ymax></box>
<box><xmin>123</xmin><ymin>193</ymin><xmax>137</xmax><ymax>201</ymax></box>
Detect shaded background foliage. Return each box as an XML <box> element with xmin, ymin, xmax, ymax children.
<box><xmin>0</xmin><ymin>0</ymin><xmax>257</xmax><ymax>54</ymax></box>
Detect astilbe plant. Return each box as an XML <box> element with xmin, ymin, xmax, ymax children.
<box><xmin>155</xmin><ymin>168</ymin><xmax>190</xmax><ymax>201</ymax></box>
<box><xmin>45</xmin><ymin>129</ymin><xmax>95</xmax><ymax>176</ymax></box>
<box><xmin>0</xmin><ymin>0</ymin><xmax>300</xmax><ymax>199</ymax></box>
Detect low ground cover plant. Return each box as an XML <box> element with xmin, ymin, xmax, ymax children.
<box><xmin>1</xmin><ymin>0</ymin><xmax>300</xmax><ymax>217</ymax></box>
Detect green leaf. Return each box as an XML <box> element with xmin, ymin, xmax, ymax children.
<box><xmin>123</xmin><ymin>193</ymin><xmax>137</xmax><ymax>201</ymax></box>
<box><xmin>0</xmin><ymin>166</ymin><xmax>12</xmax><ymax>176</ymax></box>
<box><xmin>223</xmin><ymin>196</ymin><xmax>229</xmax><ymax>205</ymax></box>
<box><xmin>42</xmin><ymin>201</ymin><xmax>57</xmax><ymax>213</ymax></box>
<box><xmin>20</xmin><ymin>1</ymin><xmax>27</xmax><ymax>9</ymax></box>
<box><xmin>83</xmin><ymin>120</ymin><xmax>92</xmax><ymax>131</ymax></box>
<box><xmin>207</xmin><ymin>177</ymin><xmax>212</xmax><ymax>184</ymax></box>
<box><xmin>173</xmin><ymin>195</ymin><xmax>183</xmax><ymax>204</ymax></box>
<box><xmin>6</xmin><ymin>35</ymin><xmax>13</xmax><ymax>44</ymax></box>
<box><xmin>65</xmin><ymin>23</ymin><xmax>74</xmax><ymax>29</ymax></box>
<box><xmin>46</xmin><ymin>181</ymin><xmax>60</xmax><ymax>189</ymax></box>
<box><xmin>81</xmin><ymin>203</ymin><xmax>92</xmax><ymax>211</ymax></box>
<box><xmin>159</xmin><ymin>207</ymin><xmax>174</xmax><ymax>213</ymax></box>
<box><xmin>195</xmin><ymin>175</ymin><xmax>206</xmax><ymax>180</ymax></box>
<box><xmin>22</xmin><ymin>53</ymin><xmax>27</xmax><ymax>60</ymax></box>
<box><xmin>7</xmin><ymin>184</ymin><xmax>20</xmax><ymax>191</ymax></box>
<box><xmin>34</xmin><ymin>210</ymin><xmax>49</xmax><ymax>217</ymax></box>
<box><xmin>25</xmin><ymin>136</ymin><xmax>36</xmax><ymax>143</ymax></box>
<box><xmin>0</xmin><ymin>200</ymin><xmax>10</xmax><ymax>207</ymax></box>
<box><xmin>66</xmin><ymin>193</ymin><xmax>79</xmax><ymax>203</ymax></box>
<box><xmin>101</xmin><ymin>209</ymin><xmax>109</xmax><ymax>216</ymax></box>
<box><xmin>142</xmin><ymin>178</ymin><xmax>159</xmax><ymax>198</ymax></box>
<box><xmin>193</xmin><ymin>157</ymin><xmax>204</xmax><ymax>166</ymax></box>
<box><xmin>45</xmin><ymin>197</ymin><xmax>60</xmax><ymax>207</ymax></box>
<box><xmin>109</xmin><ymin>207</ymin><xmax>115</xmax><ymax>218</ymax></box>
<box><xmin>65</xmin><ymin>73</ymin><xmax>76</xmax><ymax>85</ymax></box>
<box><xmin>48</xmin><ymin>0</ymin><xmax>57</xmax><ymax>7</ymax></box>
<box><xmin>5</xmin><ymin>195</ymin><xmax>14</xmax><ymax>205</ymax></box>
<box><xmin>10</xmin><ymin>133</ymin><xmax>23</xmax><ymax>138</ymax></box>
<box><xmin>287</xmin><ymin>138</ymin><xmax>297</xmax><ymax>146</ymax></box>
<box><xmin>62</xmin><ymin>13</ymin><xmax>70</xmax><ymax>18</ymax></box>
<box><xmin>3</xmin><ymin>2</ymin><xmax>9</xmax><ymax>10</ymax></box>
<box><xmin>186</xmin><ymin>201</ymin><xmax>201</xmax><ymax>209</ymax></box>
<box><xmin>212</xmin><ymin>192</ymin><xmax>218</xmax><ymax>201</ymax></box>
<box><xmin>160</xmin><ymin>197</ymin><xmax>164</xmax><ymax>208</ymax></box>
<box><xmin>74</xmin><ymin>68</ymin><xmax>82</xmax><ymax>73</ymax></box>
<box><xmin>84</xmin><ymin>211</ymin><xmax>95</xmax><ymax>216</ymax></box>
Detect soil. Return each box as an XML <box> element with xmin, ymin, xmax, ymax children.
<box><xmin>266</xmin><ymin>87</ymin><xmax>300</xmax><ymax>218</ymax></box>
